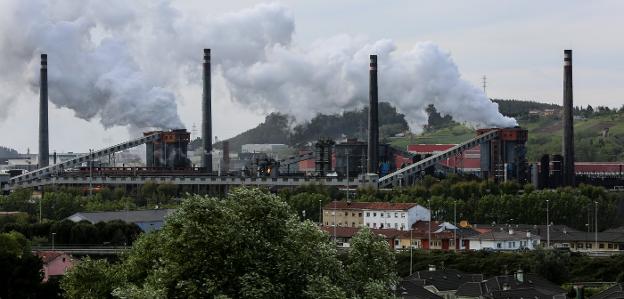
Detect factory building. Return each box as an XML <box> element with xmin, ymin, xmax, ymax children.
<box><xmin>478</xmin><ymin>127</ymin><xmax>528</xmax><ymax>182</ymax></box>
<box><xmin>144</xmin><ymin>129</ymin><xmax>191</xmax><ymax>169</ymax></box>
<box><xmin>241</xmin><ymin>144</ymin><xmax>288</xmax><ymax>154</ymax></box>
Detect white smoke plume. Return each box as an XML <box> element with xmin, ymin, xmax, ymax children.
<box><xmin>0</xmin><ymin>1</ymin><xmax>516</xmax><ymax>133</ymax></box>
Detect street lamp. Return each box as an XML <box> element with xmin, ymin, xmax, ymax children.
<box><xmin>409</xmin><ymin>227</ymin><xmax>413</xmax><ymax>275</ymax></box>
<box><xmin>546</xmin><ymin>199</ymin><xmax>550</xmax><ymax>248</ymax></box>
<box><xmin>453</xmin><ymin>200</ymin><xmax>457</xmax><ymax>251</ymax></box>
<box><xmin>52</xmin><ymin>232</ymin><xmax>56</xmax><ymax>251</ymax></box>
<box><xmin>319</xmin><ymin>199</ymin><xmax>322</xmax><ymax>224</ymax></box>
<box><xmin>594</xmin><ymin>201</ymin><xmax>598</xmax><ymax>250</ymax></box>
<box><xmin>428</xmin><ymin>199</ymin><xmax>432</xmax><ymax>252</ymax></box>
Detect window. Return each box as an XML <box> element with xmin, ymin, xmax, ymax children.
<box><xmin>401</xmin><ymin>213</ymin><xmax>405</xmax><ymax>218</ymax></box>
<box><xmin>373</xmin><ymin>223</ymin><xmax>377</xmax><ymax>228</ymax></box>
<box><xmin>352</xmin><ymin>212</ymin><xmax>355</xmax><ymax>217</ymax></box>
<box><xmin>587</xmin><ymin>243</ymin><xmax>593</xmax><ymax>249</ymax></box>
<box><xmin>352</xmin><ymin>222</ymin><xmax>356</xmax><ymax>227</ymax></box>
<box><xmin>394</xmin><ymin>223</ymin><xmax>398</xmax><ymax>229</ymax></box>
<box><xmin>325</xmin><ymin>222</ymin><xmax>328</xmax><ymax>225</ymax></box>
<box><xmin>358</xmin><ymin>213</ymin><xmax>362</xmax><ymax>217</ymax></box>
<box><xmin>373</xmin><ymin>213</ymin><xmax>377</xmax><ymax>217</ymax></box>
<box><xmin>395</xmin><ymin>212</ymin><xmax>399</xmax><ymax>218</ymax></box>
<box><xmin>395</xmin><ymin>239</ymin><xmax>400</xmax><ymax>246</ymax></box>
<box><xmin>380</xmin><ymin>212</ymin><xmax>384</xmax><ymax>217</ymax></box>
<box><xmin>497</xmin><ymin>243</ymin><xmax>502</xmax><ymax>249</ymax></box>
<box><xmin>599</xmin><ymin>243</ymin><xmax>605</xmax><ymax>249</ymax></box>
<box><xmin>577</xmin><ymin>243</ymin><xmax>583</xmax><ymax>249</ymax></box>
<box><xmin>366</xmin><ymin>223</ymin><xmax>370</xmax><ymax>227</ymax></box>
<box><xmin>366</xmin><ymin>212</ymin><xmax>370</xmax><ymax>217</ymax></box>
<box><xmin>608</xmin><ymin>244</ymin><xmax>614</xmax><ymax>249</ymax></box>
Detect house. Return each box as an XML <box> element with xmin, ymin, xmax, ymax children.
<box><xmin>66</xmin><ymin>209</ymin><xmax>175</xmax><ymax>232</ymax></box>
<box><xmin>395</xmin><ymin>280</ymin><xmax>443</xmax><ymax>299</ymax></box>
<box><xmin>465</xmin><ymin>228</ymin><xmax>540</xmax><ymax>251</ymax></box>
<box><xmin>473</xmin><ymin>223</ymin><xmax>624</xmax><ymax>253</ymax></box>
<box><xmin>322</xmin><ymin>201</ymin><xmax>430</xmax><ymax>230</ymax></box>
<box><xmin>35</xmin><ymin>251</ymin><xmax>74</xmax><ymax>282</ymax></box>
<box><xmin>456</xmin><ymin>270</ymin><xmax>566</xmax><ymax>299</ymax></box>
<box><xmin>590</xmin><ymin>283</ymin><xmax>624</xmax><ymax>299</ymax></box>
<box><xmin>405</xmin><ymin>266</ymin><xmax>483</xmax><ymax>299</ymax></box>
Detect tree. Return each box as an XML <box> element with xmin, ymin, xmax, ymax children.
<box><xmin>345</xmin><ymin>227</ymin><xmax>398</xmax><ymax>298</ymax></box>
<box><xmin>61</xmin><ymin>257</ymin><xmax>122</xmax><ymax>299</ymax></box>
<box><xmin>64</xmin><ymin>188</ymin><xmax>353</xmax><ymax>298</ymax></box>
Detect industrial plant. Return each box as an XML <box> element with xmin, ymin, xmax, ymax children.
<box><xmin>1</xmin><ymin>49</ymin><xmax>622</xmax><ymax>194</ymax></box>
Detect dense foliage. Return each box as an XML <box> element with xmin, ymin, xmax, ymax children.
<box><xmin>61</xmin><ymin>188</ymin><xmax>398</xmax><ymax>298</ymax></box>
<box><xmin>492</xmin><ymin>99</ymin><xmax>560</xmax><ymax>118</ymax></box>
<box><xmin>0</xmin><ymin>231</ymin><xmax>61</xmax><ymax>298</ymax></box>
<box><xmin>0</xmin><ymin>183</ymin><xmax>179</xmax><ymax>221</ymax></box>
<box><xmin>0</xmin><ymin>219</ymin><xmax>141</xmax><ymax>246</ymax></box>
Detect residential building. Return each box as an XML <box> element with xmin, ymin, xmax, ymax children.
<box><xmin>35</xmin><ymin>251</ymin><xmax>74</xmax><ymax>282</ymax></box>
<box><xmin>322</xmin><ymin>201</ymin><xmax>429</xmax><ymax>230</ymax></box>
<box><xmin>456</xmin><ymin>270</ymin><xmax>566</xmax><ymax>299</ymax></box>
<box><xmin>590</xmin><ymin>283</ymin><xmax>624</xmax><ymax>299</ymax></box>
<box><xmin>466</xmin><ymin>228</ymin><xmax>540</xmax><ymax>251</ymax></box>
<box><xmin>66</xmin><ymin>209</ymin><xmax>175</xmax><ymax>232</ymax></box>
<box><xmin>319</xmin><ymin>226</ymin><xmax>404</xmax><ymax>249</ymax></box>
<box><xmin>395</xmin><ymin>280</ymin><xmax>443</xmax><ymax>299</ymax></box>
<box><xmin>405</xmin><ymin>266</ymin><xmax>483</xmax><ymax>299</ymax></box>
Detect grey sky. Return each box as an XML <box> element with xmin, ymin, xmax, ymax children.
<box><xmin>1</xmin><ymin>0</ymin><xmax>623</xmax><ymax>153</ymax></box>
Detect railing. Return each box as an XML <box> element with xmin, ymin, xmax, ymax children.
<box><xmin>32</xmin><ymin>244</ymin><xmax>130</xmax><ymax>255</ymax></box>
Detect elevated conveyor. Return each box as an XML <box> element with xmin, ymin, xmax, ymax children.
<box><xmin>10</xmin><ymin>132</ymin><xmax>161</xmax><ymax>187</ymax></box>
<box><xmin>378</xmin><ymin>129</ymin><xmax>500</xmax><ymax>188</ymax></box>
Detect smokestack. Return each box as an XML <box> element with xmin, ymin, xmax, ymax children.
<box><xmin>39</xmin><ymin>54</ymin><xmax>49</xmax><ymax>168</ymax></box>
<box><xmin>202</xmin><ymin>49</ymin><xmax>213</xmax><ymax>173</ymax></box>
<box><xmin>562</xmin><ymin>50</ymin><xmax>575</xmax><ymax>186</ymax></box>
<box><xmin>367</xmin><ymin>54</ymin><xmax>378</xmax><ymax>174</ymax></box>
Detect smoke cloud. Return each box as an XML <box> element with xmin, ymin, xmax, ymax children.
<box><xmin>0</xmin><ymin>1</ymin><xmax>516</xmax><ymax>133</ymax></box>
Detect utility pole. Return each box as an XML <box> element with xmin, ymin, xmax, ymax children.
<box><xmin>319</xmin><ymin>199</ymin><xmax>322</xmax><ymax>224</ymax></box>
<box><xmin>89</xmin><ymin>149</ymin><xmax>93</xmax><ymax>198</ymax></box>
<box><xmin>482</xmin><ymin>75</ymin><xmax>487</xmax><ymax>95</ymax></box>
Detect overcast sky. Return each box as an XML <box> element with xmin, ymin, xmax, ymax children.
<box><xmin>2</xmin><ymin>0</ymin><xmax>623</xmax><ymax>153</ymax></box>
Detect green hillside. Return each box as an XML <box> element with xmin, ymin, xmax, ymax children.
<box><xmin>390</xmin><ymin>109</ymin><xmax>624</xmax><ymax>162</ymax></box>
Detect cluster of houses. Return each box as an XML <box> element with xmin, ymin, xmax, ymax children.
<box><xmin>396</xmin><ymin>266</ymin><xmax>624</xmax><ymax>299</ymax></box>
<box><xmin>321</xmin><ymin>201</ymin><xmax>624</xmax><ymax>253</ymax></box>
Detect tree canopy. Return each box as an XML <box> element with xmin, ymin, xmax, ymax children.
<box><xmin>61</xmin><ymin>188</ymin><xmax>398</xmax><ymax>298</ymax></box>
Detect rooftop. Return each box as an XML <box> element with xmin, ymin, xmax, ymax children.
<box><xmin>406</xmin><ymin>268</ymin><xmax>483</xmax><ymax>292</ymax></box>
<box><xmin>324</xmin><ymin>201</ymin><xmax>420</xmax><ymax>211</ymax></box>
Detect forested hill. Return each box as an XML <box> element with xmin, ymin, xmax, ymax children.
<box><xmin>190</xmin><ymin>102</ymin><xmax>410</xmax><ymax>152</ymax></box>
<box><xmin>492</xmin><ymin>99</ymin><xmax>560</xmax><ymax>117</ymax></box>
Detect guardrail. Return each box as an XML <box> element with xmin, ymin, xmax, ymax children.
<box><xmin>32</xmin><ymin>245</ymin><xmax>130</xmax><ymax>255</ymax></box>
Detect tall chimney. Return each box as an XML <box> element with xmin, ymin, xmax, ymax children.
<box><xmin>367</xmin><ymin>55</ymin><xmax>379</xmax><ymax>174</ymax></box>
<box><xmin>39</xmin><ymin>54</ymin><xmax>49</xmax><ymax>168</ymax></box>
<box><xmin>202</xmin><ymin>49</ymin><xmax>213</xmax><ymax>173</ymax></box>
<box><xmin>562</xmin><ymin>50</ymin><xmax>575</xmax><ymax>186</ymax></box>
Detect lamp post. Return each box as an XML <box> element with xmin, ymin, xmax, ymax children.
<box><xmin>410</xmin><ymin>227</ymin><xmax>413</xmax><ymax>275</ymax></box>
<box><xmin>546</xmin><ymin>199</ymin><xmax>550</xmax><ymax>248</ymax></box>
<box><xmin>89</xmin><ymin>149</ymin><xmax>93</xmax><ymax>198</ymax></box>
<box><xmin>428</xmin><ymin>199</ymin><xmax>432</xmax><ymax>252</ymax></box>
<box><xmin>453</xmin><ymin>200</ymin><xmax>457</xmax><ymax>251</ymax></box>
<box><xmin>346</xmin><ymin>150</ymin><xmax>350</xmax><ymax>203</ymax></box>
<box><xmin>333</xmin><ymin>199</ymin><xmax>337</xmax><ymax>244</ymax></box>
<box><xmin>52</xmin><ymin>232</ymin><xmax>56</xmax><ymax>251</ymax></box>
<box><xmin>319</xmin><ymin>199</ymin><xmax>322</xmax><ymax>224</ymax></box>
<box><xmin>585</xmin><ymin>223</ymin><xmax>589</xmax><ymax>252</ymax></box>
<box><xmin>594</xmin><ymin>201</ymin><xmax>598</xmax><ymax>250</ymax></box>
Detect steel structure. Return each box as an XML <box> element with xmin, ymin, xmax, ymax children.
<box><xmin>378</xmin><ymin>129</ymin><xmax>500</xmax><ymax>188</ymax></box>
<box><xmin>10</xmin><ymin>132</ymin><xmax>161</xmax><ymax>187</ymax></box>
